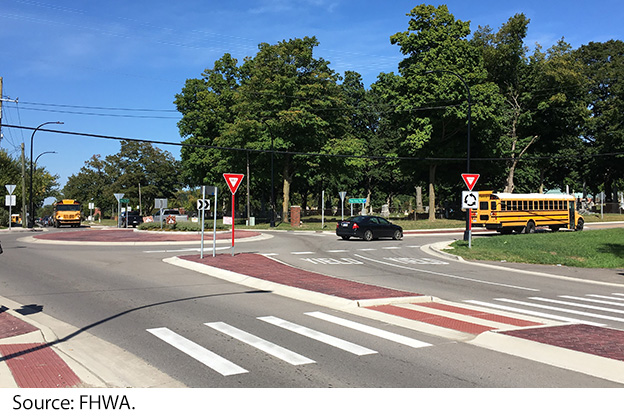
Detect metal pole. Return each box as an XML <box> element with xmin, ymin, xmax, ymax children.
<box><xmin>200</xmin><ymin>186</ymin><xmax>206</xmax><ymax>259</ymax></box>
<box><xmin>213</xmin><ymin>187</ymin><xmax>217</xmax><ymax>257</ymax></box>
<box><xmin>29</xmin><ymin>122</ymin><xmax>63</xmax><ymax>228</ymax></box>
<box><xmin>425</xmin><ymin>70</ymin><xmax>471</xmax><ymax>244</ymax></box>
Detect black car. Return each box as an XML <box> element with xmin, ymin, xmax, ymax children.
<box><xmin>336</xmin><ymin>215</ymin><xmax>403</xmax><ymax>241</ymax></box>
<box><xmin>121</xmin><ymin>211</ymin><xmax>143</xmax><ymax>228</ymax></box>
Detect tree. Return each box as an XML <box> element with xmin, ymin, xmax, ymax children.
<box><xmin>389</xmin><ymin>4</ymin><xmax>494</xmax><ymax>219</ymax></box>
<box><xmin>575</xmin><ymin>40</ymin><xmax>624</xmax><ymax>202</ymax></box>
<box><xmin>63</xmin><ymin>142</ymin><xmax>182</xmax><ymax>216</ymax></box>
<box><xmin>176</xmin><ymin>37</ymin><xmax>347</xmax><ymax>222</ymax></box>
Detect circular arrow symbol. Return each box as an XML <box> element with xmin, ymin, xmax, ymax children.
<box><xmin>464</xmin><ymin>192</ymin><xmax>477</xmax><ymax>207</ymax></box>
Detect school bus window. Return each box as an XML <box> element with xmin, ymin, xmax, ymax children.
<box><xmin>480</xmin><ymin>201</ymin><xmax>488</xmax><ymax>210</ymax></box>
<box><xmin>528</xmin><ymin>201</ymin><xmax>533</xmax><ymax>210</ymax></box>
<box><xmin>491</xmin><ymin>201</ymin><xmax>497</xmax><ymax>210</ymax></box>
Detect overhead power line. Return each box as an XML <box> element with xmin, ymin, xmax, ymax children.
<box><xmin>3</xmin><ymin>123</ymin><xmax>623</xmax><ymax>163</ymax></box>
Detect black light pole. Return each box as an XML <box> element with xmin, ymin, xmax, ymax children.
<box><xmin>29</xmin><ymin>121</ymin><xmax>63</xmax><ymax>228</ymax></box>
<box><xmin>425</xmin><ymin>70</ymin><xmax>471</xmax><ymax>241</ymax></box>
<box><xmin>261</xmin><ymin>119</ymin><xmax>276</xmax><ymax>227</ymax></box>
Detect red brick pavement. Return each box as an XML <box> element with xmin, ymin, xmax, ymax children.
<box><xmin>0</xmin><ymin>309</ymin><xmax>38</xmax><ymax>339</ymax></box>
<box><xmin>0</xmin><ymin>343</ymin><xmax>82</xmax><ymax>388</ymax></box>
<box><xmin>0</xmin><ymin>309</ymin><xmax>82</xmax><ymax>388</ymax></box>
<box><xmin>181</xmin><ymin>253</ymin><xmax>422</xmax><ymax>300</ymax></box>
<box><xmin>34</xmin><ymin>229</ymin><xmax>259</xmax><ymax>242</ymax></box>
<box><xmin>503</xmin><ymin>324</ymin><xmax>624</xmax><ymax>362</ymax></box>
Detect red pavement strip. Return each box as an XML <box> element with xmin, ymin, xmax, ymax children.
<box><xmin>503</xmin><ymin>324</ymin><xmax>624</xmax><ymax>362</ymax></box>
<box><xmin>0</xmin><ymin>310</ymin><xmax>82</xmax><ymax>388</ymax></box>
<box><xmin>34</xmin><ymin>229</ymin><xmax>259</xmax><ymax>242</ymax></box>
<box><xmin>367</xmin><ymin>304</ymin><xmax>497</xmax><ymax>335</ymax></box>
<box><xmin>0</xmin><ymin>343</ymin><xmax>82</xmax><ymax>388</ymax></box>
<box><xmin>180</xmin><ymin>253</ymin><xmax>422</xmax><ymax>300</ymax></box>
<box><xmin>420</xmin><ymin>302</ymin><xmax>543</xmax><ymax>328</ymax></box>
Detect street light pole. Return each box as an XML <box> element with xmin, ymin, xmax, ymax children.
<box><xmin>425</xmin><ymin>70</ymin><xmax>472</xmax><ymax>241</ymax></box>
<box><xmin>29</xmin><ymin>121</ymin><xmax>63</xmax><ymax>228</ymax></box>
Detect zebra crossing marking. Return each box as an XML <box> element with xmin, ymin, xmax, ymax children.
<box><xmin>258</xmin><ymin>316</ymin><xmax>377</xmax><ymax>356</ymax></box>
<box><xmin>305</xmin><ymin>311</ymin><xmax>432</xmax><ymax>349</ymax></box>
<box><xmin>463</xmin><ymin>300</ymin><xmax>605</xmax><ymax>326</ymax></box>
<box><xmin>146</xmin><ymin>327</ymin><xmax>248</xmax><ymax>376</ymax></box>
<box><xmin>205</xmin><ymin>321</ymin><xmax>315</xmax><ymax>366</ymax></box>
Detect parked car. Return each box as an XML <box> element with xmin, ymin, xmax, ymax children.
<box><xmin>120</xmin><ymin>211</ymin><xmax>143</xmax><ymax>228</ymax></box>
<box><xmin>336</xmin><ymin>215</ymin><xmax>403</xmax><ymax>241</ymax></box>
<box><xmin>151</xmin><ymin>209</ymin><xmax>188</xmax><ymax>223</ymax></box>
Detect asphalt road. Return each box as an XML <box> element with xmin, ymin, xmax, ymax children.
<box><xmin>0</xmin><ymin>228</ymin><xmax>622</xmax><ymax>388</ymax></box>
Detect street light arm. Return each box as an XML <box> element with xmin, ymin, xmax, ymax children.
<box><xmin>29</xmin><ymin>121</ymin><xmax>63</xmax><ymax>228</ymax></box>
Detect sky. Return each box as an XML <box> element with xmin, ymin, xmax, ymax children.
<box><xmin>1</xmin><ymin>0</ymin><xmax>623</xmax><ymax>200</ymax></box>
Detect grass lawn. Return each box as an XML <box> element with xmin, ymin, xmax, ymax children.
<box><xmin>446</xmin><ymin>228</ymin><xmax>624</xmax><ymax>268</ymax></box>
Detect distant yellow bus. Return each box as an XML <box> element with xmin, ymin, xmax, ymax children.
<box><xmin>471</xmin><ymin>192</ymin><xmax>584</xmax><ymax>234</ymax></box>
<box><xmin>11</xmin><ymin>214</ymin><xmax>22</xmax><ymax>225</ymax></box>
<box><xmin>53</xmin><ymin>199</ymin><xmax>82</xmax><ymax>228</ymax></box>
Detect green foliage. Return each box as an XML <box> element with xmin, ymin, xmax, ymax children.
<box><xmin>63</xmin><ymin>142</ymin><xmax>181</xmax><ymax>217</ymax></box>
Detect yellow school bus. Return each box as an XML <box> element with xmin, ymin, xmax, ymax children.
<box><xmin>10</xmin><ymin>214</ymin><xmax>22</xmax><ymax>225</ymax></box>
<box><xmin>471</xmin><ymin>192</ymin><xmax>583</xmax><ymax>234</ymax></box>
<box><xmin>53</xmin><ymin>199</ymin><xmax>82</xmax><ymax>228</ymax></box>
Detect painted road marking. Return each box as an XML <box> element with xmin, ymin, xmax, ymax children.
<box><xmin>291</xmin><ymin>251</ymin><xmax>315</xmax><ymax>255</ymax></box>
<box><xmin>497</xmin><ymin>298</ymin><xmax>618</xmax><ymax>324</ymax></box>
<box><xmin>354</xmin><ymin>254</ymin><xmax>539</xmax><ymax>292</ymax></box>
<box><xmin>528</xmin><ymin>297</ymin><xmax>624</xmax><ymax>319</ymax></box>
<box><xmin>146</xmin><ymin>327</ymin><xmax>248</xmax><ymax>376</ymax></box>
<box><xmin>326</xmin><ymin>249</ymin><xmax>349</xmax><ymax>253</ymax></box>
<box><xmin>258</xmin><ymin>316</ymin><xmax>377</xmax><ymax>356</ymax></box>
<box><xmin>301</xmin><ymin>257</ymin><xmax>364</xmax><ymax>265</ymax></box>
<box><xmin>561</xmin><ymin>295</ymin><xmax>624</xmax><ymax>307</ymax></box>
<box><xmin>205</xmin><ymin>322</ymin><xmax>315</xmax><ymax>366</ymax></box>
<box><xmin>586</xmin><ymin>294</ymin><xmax>624</xmax><ymax>302</ymax></box>
<box><xmin>464</xmin><ymin>300</ymin><xmax>605</xmax><ymax>326</ymax></box>
<box><xmin>384</xmin><ymin>257</ymin><xmax>449</xmax><ymax>265</ymax></box>
<box><xmin>305</xmin><ymin>311</ymin><xmax>432</xmax><ymax>349</ymax></box>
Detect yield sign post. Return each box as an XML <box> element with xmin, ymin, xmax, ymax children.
<box><xmin>223</xmin><ymin>173</ymin><xmax>244</xmax><ymax>255</ymax></box>
<box><xmin>460</xmin><ymin>173</ymin><xmax>480</xmax><ymax>248</ymax></box>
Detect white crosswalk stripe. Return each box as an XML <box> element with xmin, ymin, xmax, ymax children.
<box><xmin>148</xmin><ymin>311</ymin><xmax>434</xmax><ymax>376</ymax></box>
<box><xmin>147</xmin><ymin>327</ymin><xmax>248</xmax><ymax>376</ymax></box>
<box><xmin>305</xmin><ymin>311</ymin><xmax>432</xmax><ymax>348</ymax></box>
<box><xmin>205</xmin><ymin>321</ymin><xmax>315</xmax><ymax>365</ymax></box>
<box><xmin>258</xmin><ymin>316</ymin><xmax>377</xmax><ymax>355</ymax></box>
<box><xmin>464</xmin><ymin>292</ymin><xmax>624</xmax><ymax>328</ymax></box>
<box><xmin>463</xmin><ymin>300</ymin><xmax>605</xmax><ymax>326</ymax></box>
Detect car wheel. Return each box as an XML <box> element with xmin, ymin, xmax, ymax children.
<box><xmin>363</xmin><ymin>230</ymin><xmax>373</xmax><ymax>241</ymax></box>
<box><xmin>392</xmin><ymin>230</ymin><xmax>402</xmax><ymax>240</ymax></box>
<box><xmin>576</xmin><ymin>219</ymin><xmax>584</xmax><ymax>231</ymax></box>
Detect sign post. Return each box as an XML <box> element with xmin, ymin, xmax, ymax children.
<box><xmin>114</xmin><ymin>193</ymin><xmax>124</xmax><ymax>228</ymax></box>
<box><xmin>5</xmin><ymin>185</ymin><xmax>16</xmax><ymax>231</ymax></box>
<box><xmin>197</xmin><ymin>188</ymin><xmax>212</xmax><ymax>259</ymax></box>
<box><xmin>339</xmin><ymin>191</ymin><xmax>346</xmax><ymax>220</ymax></box>
<box><xmin>223</xmin><ymin>173</ymin><xmax>244</xmax><ymax>256</ymax></box>
<box><xmin>461</xmin><ymin>173</ymin><xmax>480</xmax><ymax>248</ymax></box>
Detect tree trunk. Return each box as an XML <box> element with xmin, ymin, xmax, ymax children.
<box><xmin>282</xmin><ymin>157</ymin><xmax>292</xmax><ymax>222</ymax></box>
<box><xmin>428</xmin><ymin>164</ymin><xmax>436</xmax><ymax>221</ymax></box>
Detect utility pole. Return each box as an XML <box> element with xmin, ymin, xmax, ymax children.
<box><xmin>21</xmin><ymin>143</ymin><xmax>27</xmax><ymax>228</ymax></box>
<box><xmin>0</xmin><ymin>77</ymin><xmax>19</xmax><ymax>147</ymax></box>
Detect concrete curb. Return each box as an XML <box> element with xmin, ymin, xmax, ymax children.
<box><xmin>0</xmin><ymin>295</ymin><xmax>186</xmax><ymax>388</ymax></box>
<box><xmin>471</xmin><ymin>328</ymin><xmax>624</xmax><ymax>384</ymax></box>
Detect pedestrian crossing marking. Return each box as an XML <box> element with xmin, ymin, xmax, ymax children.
<box><xmin>258</xmin><ymin>316</ymin><xmax>377</xmax><ymax>356</ymax></box>
<box><xmin>305</xmin><ymin>311</ymin><xmax>432</xmax><ymax>349</ymax></box>
<box><xmin>464</xmin><ymin>300</ymin><xmax>605</xmax><ymax>327</ymax></box>
<box><xmin>205</xmin><ymin>322</ymin><xmax>315</xmax><ymax>366</ymax></box>
<box><xmin>147</xmin><ymin>327</ymin><xmax>248</xmax><ymax>376</ymax></box>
